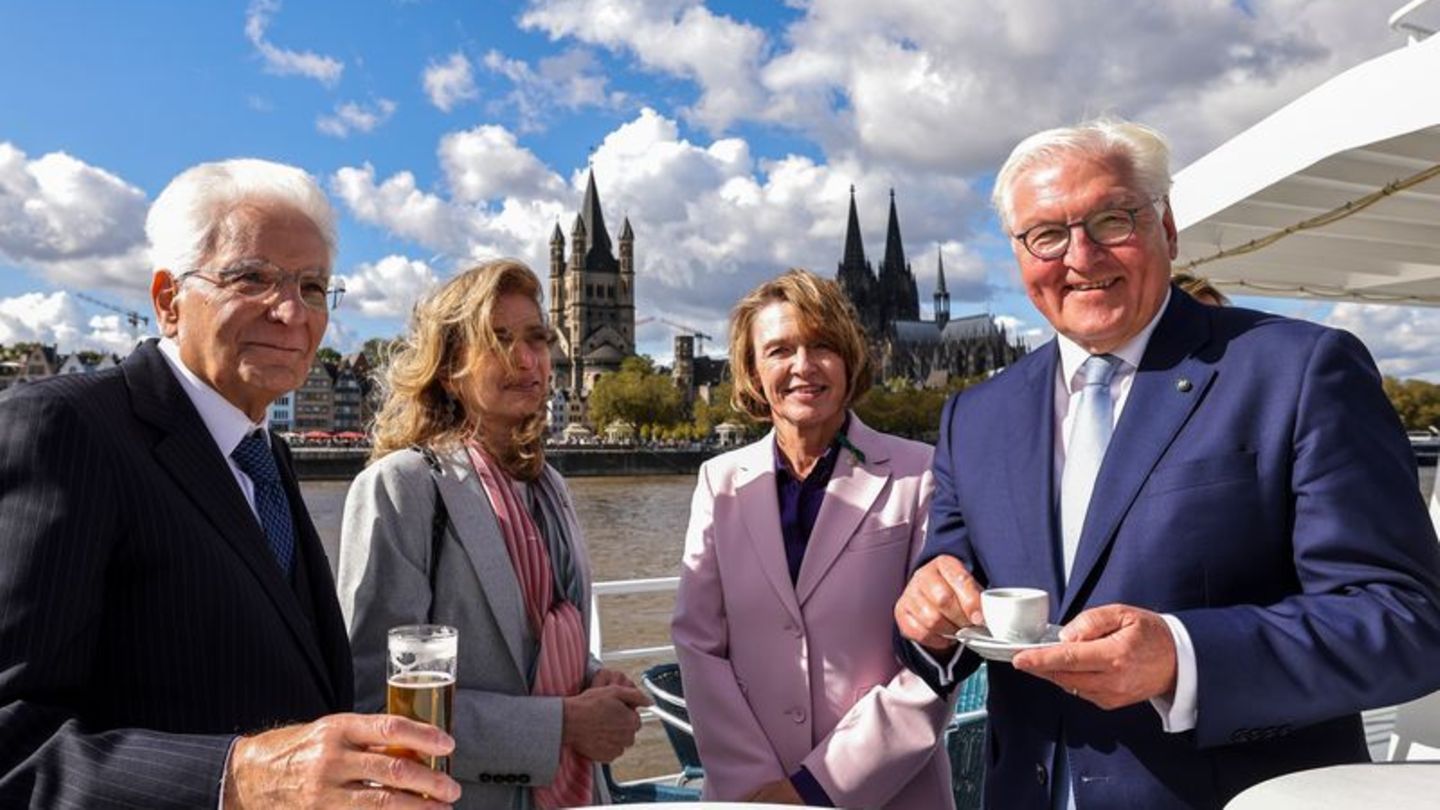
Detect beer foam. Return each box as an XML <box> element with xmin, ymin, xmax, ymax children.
<box><xmin>389</xmin><ymin>635</ymin><xmax>458</xmax><ymax>660</ymax></box>
<box><xmin>388</xmin><ymin>672</ymin><xmax>457</xmax><ymax>687</ymax></box>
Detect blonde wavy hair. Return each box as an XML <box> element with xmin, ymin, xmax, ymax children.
<box><xmin>728</xmin><ymin>268</ymin><xmax>873</xmax><ymax>421</ymax></box>
<box><xmin>370</xmin><ymin>259</ymin><xmax>550</xmax><ymax>480</ymax></box>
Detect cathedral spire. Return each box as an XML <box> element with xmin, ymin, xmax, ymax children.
<box><xmin>934</xmin><ymin>246</ymin><xmax>950</xmax><ymax>328</ymax></box>
<box><xmin>882</xmin><ymin>188</ymin><xmax>906</xmax><ymax>272</ymax></box>
<box><xmin>843</xmin><ymin>185</ymin><xmax>867</xmax><ymax>270</ymax></box>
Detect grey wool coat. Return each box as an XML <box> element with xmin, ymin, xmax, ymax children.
<box><xmin>337</xmin><ymin>445</ymin><xmax>607</xmax><ymax>809</ymax></box>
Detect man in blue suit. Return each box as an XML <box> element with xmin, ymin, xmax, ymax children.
<box><xmin>895</xmin><ymin>118</ymin><xmax>1440</xmax><ymax>808</ymax></box>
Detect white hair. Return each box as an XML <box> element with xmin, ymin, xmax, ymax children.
<box><xmin>145</xmin><ymin>158</ymin><xmax>337</xmax><ymax>274</ymax></box>
<box><xmin>991</xmin><ymin>118</ymin><xmax>1173</xmax><ymax>232</ymax></box>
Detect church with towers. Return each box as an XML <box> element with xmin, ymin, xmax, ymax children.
<box><xmin>546</xmin><ymin>170</ymin><xmax>637</xmax><ymax>432</ymax></box>
<box><xmin>836</xmin><ymin>188</ymin><xmax>1026</xmax><ymax>385</ymax></box>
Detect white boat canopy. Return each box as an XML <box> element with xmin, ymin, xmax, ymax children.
<box><xmin>1171</xmin><ymin>25</ymin><xmax>1440</xmax><ymax>306</ymax></box>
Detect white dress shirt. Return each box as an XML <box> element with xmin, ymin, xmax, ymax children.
<box><xmin>157</xmin><ymin>338</ymin><xmax>269</xmax><ymax>520</ymax></box>
<box><xmin>918</xmin><ymin>291</ymin><xmax>1198</xmax><ymax>733</ymax></box>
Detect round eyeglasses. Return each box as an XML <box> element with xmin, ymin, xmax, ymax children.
<box><xmin>181</xmin><ymin>259</ymin><xmax>345</xmax><ymax>311</ymax></box>
<box><xmin>1013</xmin><ymin>196</ymin><xmax>1167</xmax><ymax>260</ymax></box>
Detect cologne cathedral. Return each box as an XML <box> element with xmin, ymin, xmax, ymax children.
<box><xmin>836</xmin><ymin>188</ymin><xmax>1026</xmax><ymax>385</ymax></box>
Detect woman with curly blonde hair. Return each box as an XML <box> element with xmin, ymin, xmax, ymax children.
<box><xmin>338</xmin><ymin>259</ymin><xmax>648</xmax><ymax>809</ymax></box>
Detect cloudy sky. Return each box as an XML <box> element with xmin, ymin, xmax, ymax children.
<box><xmin>2</xmin><ymin>0</ymin><xmax>1437</xmax><ymax>376</ymax></box>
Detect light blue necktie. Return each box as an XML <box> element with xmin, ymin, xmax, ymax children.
<box><xmin>231</xmin><ymin>431</ymin><xmax>296</xmax><ymax>578</ymax></box>
<box><xmin>1054</xmin><ymin>353</ymin><xmax>1119</xmax><ymax>810</ymax></box>
<box><xmin>1060</xmin><ymin>353</ymin><xmax>1120</xmax><ymax>582</ymax></box>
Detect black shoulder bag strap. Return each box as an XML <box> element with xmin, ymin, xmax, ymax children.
<box><xmin>413</xmin><ymin>446</ymin><xmax>450</xmax><ymax>624</ymax></box>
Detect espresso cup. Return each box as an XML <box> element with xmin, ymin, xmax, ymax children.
<box><xmin>981</xmin><ymin>587</ymin><xmax>1050</xmax><ymax>643</ymax></box>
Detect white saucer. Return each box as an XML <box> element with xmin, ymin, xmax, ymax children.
<box><xmin>953</xmin><ymin>624</ymin><xmax>1063</xmax><ymax>662</ymax></box>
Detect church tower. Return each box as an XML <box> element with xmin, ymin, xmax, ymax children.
<box><xmin>934</xmin><ymin>247</ymin><xmax>950</xmax><ymax>328</ymax></box>
<box><xmin>553</xmin><ymin>169</ymin><xmax>635</xmax><ymax>396</ymax></box>
<box><xmin>836</xmin><ymin>186</ymin><xmax>879</xmax><ymax>336</ymax></box>
<box><xmin>878</xmin><ymin>189</ymin><xmax>920</xmax><ymax>324</ymax></box>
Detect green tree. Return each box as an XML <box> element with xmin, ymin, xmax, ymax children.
<box><xmin>315</xmin><ymin>347</ymin><xmax>342</xmax><ymax>365</ymax></box>
<box><xmin>588</xmin><ymin>356</ymin><xmax>686</xmax><ymax>431</ymax></box>
<box><xmin>692</xmin><ymin>380</ymin><xmax>760</xmax><ymax>441</ymax></box>
<box><xmin>1384</xmin><ymin>376</ymin><xmax>1440</xmax><ymax>431</ymax></box>
<box><xmin>853</xmin><ymin>374</ymin><xmax>985</xmax><ymax>441</ymax></box>
<box><xmin>361</xmin><ymin>336</ymin><xmax>401</xmax><ymax>367</ymax></box>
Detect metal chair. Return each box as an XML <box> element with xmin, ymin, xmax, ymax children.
<box><xmin>946</xmin><ymin>709</ymin><xmax>987</xmax><ymax>810</ymax></box>
<box><xmin>602</xmin><ymin>763</ymin><xmax>702</xmax><ymax>803</ymax></box>
<box><xmin>641</xmin><ymin>662</ymin><xmax>705</xmax><ymax>787</ymax></box>
<box><xmin>956</xmin><ymin>662</ymin><xmax>989</xmax><ymax>713</ymax></box>
<box><xmin>1388</xmin><ymin>688</ymin><xmax>1440</xmax><ymax>761</ymax></box>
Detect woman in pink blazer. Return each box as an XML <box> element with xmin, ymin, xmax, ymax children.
<box><xmin>672</xmin><ymin>269</ymin><xmax>955</xmax><ymax>808</ymax></box>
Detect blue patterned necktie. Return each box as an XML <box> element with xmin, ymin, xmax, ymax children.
<box><xmin>1059</xmin><ymin>353</ymin><xmax>1120</xmax><ymax>582</ymax></box>
<box><xmin>231</xmin><ymin>431</ymin><xmax>296</xmax><ymax>577</ymax></box>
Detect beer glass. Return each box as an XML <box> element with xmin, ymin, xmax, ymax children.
<box><xmin>387</xmin><ymin>624</ymin><xmax>457</xmax><ymax>774</ymax></box>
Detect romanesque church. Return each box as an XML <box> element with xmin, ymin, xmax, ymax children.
<box><xmin>547</xmin><ymin>170</ymin><xmax>637</xmax><ymax>432</ymax></box>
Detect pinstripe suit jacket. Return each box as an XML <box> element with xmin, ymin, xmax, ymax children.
<box><xmin>0</xmin><ymin>340</ymin><xmax>353</xmax><ymax>808</ymax></box>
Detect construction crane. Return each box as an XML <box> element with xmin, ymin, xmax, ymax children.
<box><xmin>72</xmin><ymin>291</ymin><xmax>151</xmax><ymax>332</ymax></box>
<box><xmin>636</xmin><ymin>316</ymin><xmax>716</xmax><ymax>355</ymax></box>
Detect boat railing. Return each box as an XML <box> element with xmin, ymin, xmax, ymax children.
<box><xmin>588</xmin><ymin>576</ymin><xmax>689</xmax><ymax>789</ymax></box>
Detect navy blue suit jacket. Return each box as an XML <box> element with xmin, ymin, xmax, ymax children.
<box><xmin>0</xmin><ymin>340</ymin><xmax>353</xmax><ymax>807</ymax></box>
<box><xmin>906</xmin><ymin>290</ymin><xmax>1440</xmax><ymax>808</ymax></box>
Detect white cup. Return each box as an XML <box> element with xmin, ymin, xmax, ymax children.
<box><xmin>981</xmin><ymin>587</ymin><xmax>1050</xmax><ymax>643</ymax></box>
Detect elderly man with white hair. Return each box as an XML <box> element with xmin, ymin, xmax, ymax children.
<box><xmin>894</xmin><ymin>118</ymin><xmax>1440</xmax><ymax>808</ymax></box>
<box><xmin>0</xmin><ymin>159</ymin><xmax>461</xmax><ymax>808</ymax></box>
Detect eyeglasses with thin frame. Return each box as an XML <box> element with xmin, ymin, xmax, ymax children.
<box><xmin>1012</xmin><ymin>195</ymin><xmax>1167</xmax><ymax>260</ymax></box>
<box><xmin>180</xmin><ymin>258</ymin><xmax>345</xmax><ymax>311</ymax></box>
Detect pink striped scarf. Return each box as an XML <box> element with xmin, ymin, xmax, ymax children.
<box><xmin>466</xmin><ymin>442</ymin><xmax>593</xmax><ymax>808</ymax></box>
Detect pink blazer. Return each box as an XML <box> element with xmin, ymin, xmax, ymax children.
<box><xmin>672</xmin><ymin>415</ymin><xmax>955</xmax><ymax>808</ymax></box>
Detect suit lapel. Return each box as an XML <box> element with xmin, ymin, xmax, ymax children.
<box><xmin>124</xmin><ymin>342</ymin><xmax>336</xmax><ymax>702</ymax></box>
<box><xmin>1061</xmin><ymin>296</ymin><xmax>1215</xmax><ymax>618</ymax></box>
<box><xmin>736</xmin><ymin>433</ymin><xmax>804</xmax><ymax>626</ymax></box>
<box><xmin>795</xmin><ymin>416</ymin><xmax>889</xmax><ymax>606</ymax></box>
<box><xmin>1004</xmin><ymin>343</ymin><xmax>1065</xmax><ymax>599</ymax></box>
<box><xmin>434</xmin><ymin>447</ymin><xmax>531</xmax><ymax>686</ymax></box>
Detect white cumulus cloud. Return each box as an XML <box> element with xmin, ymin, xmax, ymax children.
<box><xmin>316</xmin><ymin>98</ymin><xmax>397</xmax><ymax>138</ymax></box>
<box><xmin>334</xmin><ymin>108</ymin><xmax>989</xmax><ymax>353</ymax></box>
<box><xmin>423</xmin><ymin>52</ymin><xmax>479</xmax><ymax>113</ymax></box>
<box><xmin>0</xmin><ymin>142</ymin><xmax>152</xmax><ymax>292</ymax></box>
<box><xmin>520</xmin><ymin>0</ymin><xmax>767</xmax><ymax>132</ymax></box>
<box><xmin>482</xmin><ymin>48</ymin><xmax>626</xmax><ymax>131</ymax></box>
<box><xmin>245</xmin><ymin>0</ymin><xmax>344</xmax><ymax>87</ymax></box>
<box><xmin>0</xmin><ymin>291</ymin><xmax>150</xmax><ymax>355</ymax></box>
<box><xmin>1326</xmin><ymin>303</ymin><xmax>1440</xmax><ymax>381</ymax></box>
<box><xmin>337</xmin><ymin>255</ymin><xmax>440</xmax><ymax>318</ymax></box>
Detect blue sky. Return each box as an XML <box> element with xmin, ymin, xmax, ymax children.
<box><xmin>2</xmin><ymin>1</ymin><xmax>1436</xmax><ymax>375</ymax></box>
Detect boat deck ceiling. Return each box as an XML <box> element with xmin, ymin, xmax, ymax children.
<box><xmin>1172</xmin><ymin>31</ymin><xmax>1440</xmax><ymax>306</ymax></box>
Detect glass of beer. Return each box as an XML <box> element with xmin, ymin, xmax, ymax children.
<box><xmin>387</xmin><ymin>624</ymin><xmax>457</xmax><ymax>774</ymax></box>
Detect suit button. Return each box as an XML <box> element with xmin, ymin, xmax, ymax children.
<box><xmin>785</xmin><ymin>623</ymin><xmax>803</xmax><ymax>638</ymax></box>
<box><xmin>1036</xmin><ymin>763</ymin><xmax>1048</xmax><ymax>786</ymax></box>
<box><xmin>790</xmin><ymin>708</ymin><xmax>806</xmax><ymax>723</ymax></box>
<box><xmin>478</xmin><ymin>773</ymin><xmax>492</xmax><ymax>783</ymax></box>
<box><xmin>519</xmin><ymin>774</ymin><xmax>531</xmax><ymax>784</ymax></box>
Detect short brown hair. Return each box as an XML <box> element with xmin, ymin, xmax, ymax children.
<box><xmin>1171</xmin><ymin>271</ymin><xmax>1230</xmax><ymax>306</ymax></box>
<box><xmin>728</xmin><ymin>268</ymin><xmax>873</xmax><ymax>421</ymax></box>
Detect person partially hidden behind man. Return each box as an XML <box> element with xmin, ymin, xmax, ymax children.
<box><xmin>0</xmin><ymin>159</ymin><xmax>461</xmax><ymax>808</ymax></box>
<box><xmin>893</xmin><ymin>118</ymin><xmax>1440</xmax><ymax>808</ymax></box>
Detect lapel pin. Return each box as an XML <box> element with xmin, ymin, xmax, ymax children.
<box><xmin>1176</xmin><ymin>378</ymin><xmax>1193</xmax><ymax>393</ymax></box>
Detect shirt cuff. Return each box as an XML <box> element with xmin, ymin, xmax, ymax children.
<box><xmin>217</xmin><ymin>735</ymin><xmax>241</xmax><ymax>809</ymax></box>
<box><xmin>909</xmin><ymin>639</ymin><xmax>965</xmax><ymax>688</ymax></box>
<box><xmin>1150</xmin><ymin>613</ymin><xmax>1198</xmax><ymax>733</ymax></box>
<box><xmin>791</xmin><ymin>765</ymin><xmax>834</xmax><ymax>807</ymax></box>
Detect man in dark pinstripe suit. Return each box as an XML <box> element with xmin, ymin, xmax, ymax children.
<box><xmin>0</xmin><ymin>159</ymin><xmax>461</xmax><ymax>808</ymax></box>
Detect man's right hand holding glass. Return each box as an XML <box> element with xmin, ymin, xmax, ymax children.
<box><xmin>223</xmin><ymin>713</ymin><xmax>461</xmax><ymax>808</ymax></box>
